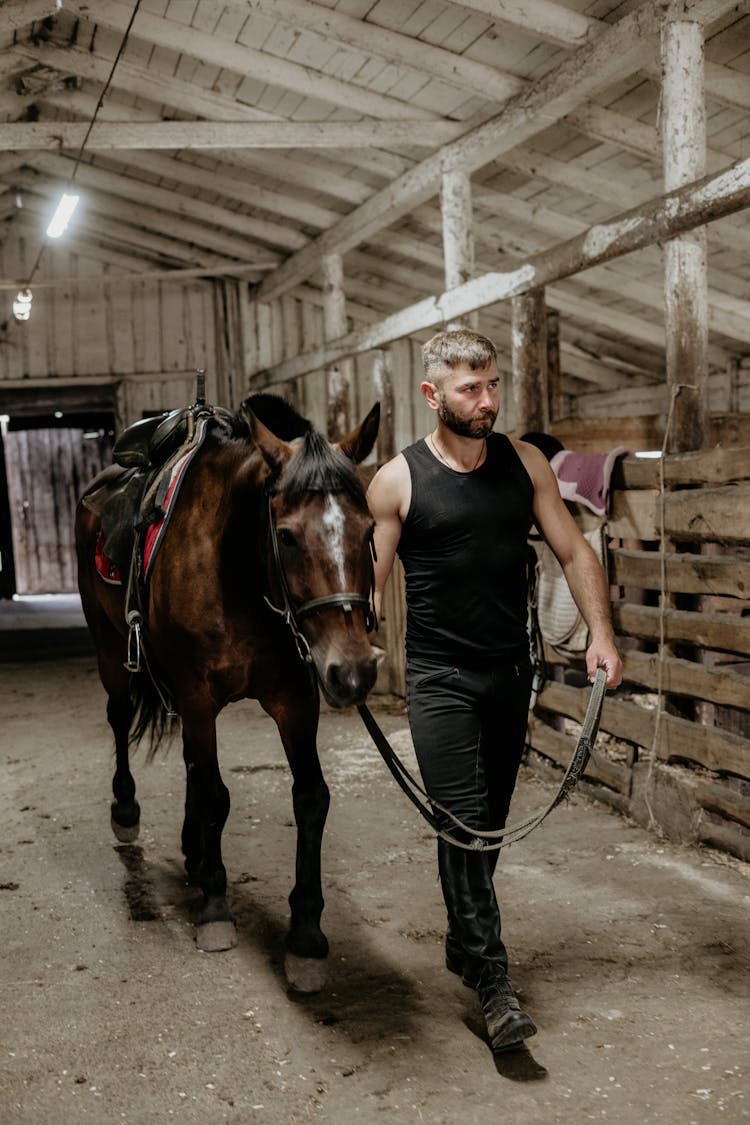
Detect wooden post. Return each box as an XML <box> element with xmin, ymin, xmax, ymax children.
<box><xmin>512</xmin><ymin>288</ymin><xmax>548</xmax><ymax>433</ymax></box>
<box><xmin>372</xmin><ymin>348</ymin><xmax>395</xmax><ymax>464</ymax></box>
<box><xmin>661</xmin><ymin>15</ymin><xmax>709</xmax><ymax>453</ymax></box>
<box><xmin>322</xmin><ymin>253</ymin><xmax>352</xmax><ymax>440</ymax></box>
<box><xmin>441</xmin><ymin>170</ymin><xmax>477</xmax><ymax>330</ymax></box>
<box><xmin>546</xmin><ymin>307</ymin><xmax>561</xmax><ymax>422</ymax></box>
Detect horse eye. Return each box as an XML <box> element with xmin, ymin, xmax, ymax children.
<box><xmin>277</xmin><ymin>527</ymin><xmax>297</xmax><ymax>548</ymax></box>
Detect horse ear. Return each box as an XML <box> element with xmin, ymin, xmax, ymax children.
<box><xmin>336</xmin><ymin>402</ymin><xmax>380</xmax><ymax>464</ymax></box>
<box><xmin>242</xmin><ymin>405</ymin><xmax>294</xmax><ymax>478</ymax></box>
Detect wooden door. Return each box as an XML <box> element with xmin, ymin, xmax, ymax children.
<box><xmin>3</xmin><ymin>427</ymin><xmax>112</xmax><ymax>594</ymax></box>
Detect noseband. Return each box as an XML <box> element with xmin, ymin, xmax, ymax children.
<box><xmin>263</xmin><ymin>488</ymin><xmax>376</xmax><ymax>667</ymax></box>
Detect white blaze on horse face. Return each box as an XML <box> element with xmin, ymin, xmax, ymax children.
<box><xmin>322</xmin><ymin>494</ymin><xmax>347</xmax><ymax>589</ymax></box>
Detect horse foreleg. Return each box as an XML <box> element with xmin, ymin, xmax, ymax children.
<box><xmin>180</xmin><ymin>707</ymin><xmax>237</xmax><ymax>953</ymax></box>
<box><xmin>267</xmin><ymin>691</ymin><xmax>330</xmax><ymax>993</ymax></box>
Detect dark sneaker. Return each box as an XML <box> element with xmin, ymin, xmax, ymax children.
<box><xmin>477</xmin><ymin>965</ymin><xmax>537</xmax><ymax>1051</ymax></box>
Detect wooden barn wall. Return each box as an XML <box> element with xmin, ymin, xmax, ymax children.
<box><xmin>526</xmin><ymin>446</ymin><xmax>750</xmax><ymax>863</ymax></box>
<box><xmin>0</xmin><ymin>237</ymin><xmax>220</xmax><ymax>431</ymax></box>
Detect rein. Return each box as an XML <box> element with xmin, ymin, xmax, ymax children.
<box><xmin>357</xmin><ymin>667</ymin><xmax>608</xmax><ymax>852</ymax></box>
<box><xmin>262</xmin><ymin>487</ymin><xmax>376</xmax><ymax>666</ymax></box>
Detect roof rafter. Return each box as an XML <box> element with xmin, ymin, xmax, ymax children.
<box><xmin>256</xmin><ymin>0</ymin><xmax>739</xmax><ymax>303</ymax></box>
<box><xmin>65</xmin><ymin>0</ymin><xmax>447</xmax><ymax>122</ymax></box>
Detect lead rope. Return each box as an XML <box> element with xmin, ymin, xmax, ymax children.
<box><xmin>358</xmin><ymin>667</ymin><xmax>607</xmax><ymax>851</ymax></box>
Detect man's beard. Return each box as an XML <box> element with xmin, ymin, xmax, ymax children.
<box><xmin>438</xmin><ymin>394</ymin><xmax>496</xmax><ymax>439</ymax></box>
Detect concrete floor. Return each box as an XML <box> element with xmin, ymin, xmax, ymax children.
<box><xmin>1</xmin><ymin>648</ymin><xmax>748</xmax><ymax>1124</ymax></box>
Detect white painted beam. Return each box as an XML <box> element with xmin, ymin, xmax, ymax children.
<box><xmin>0</xmin><ymin>119</ymin><xmax>465</xmax><ymax>152</ymax></box>
<box><xmin>257</xmin><ymin>0</ymin><xmax>738</xmax><ymax>304</ymax></box>
<box><xmin>24</xmin><ymin>152</ymin><xmax>302</xmax><ymax>253</ymax></box>
<box><xmin>441</xmin><ymin>170</ymin><xmax>476</xmax><ymax>330</ymax></box>
<box><xmin>662</xmin><ymin>15</ymin><xmax>709</xmax><ymax>452</ymax></box>
<box><xmin>65</xmin><ymin>0</ymin><xmax>445</xmax><ymax>122</ymax></box>
<box><xmin>0</xmin><ymin>0</ymin><xmax>57</xmax><ymax>33</ymax></box>
<box><xmin>448</xmin><ymin>0</ymin><xmax>597</xmax><ymax>46</ymax></box>
<box><xmin>249</xmin><ymin>155</ymin><xmax>750</xmax><ymax>384</ymax></box>
<box><xmin>240</xmin><ymin>0</ymin><xmax>523</xmax><ymax>104</ymax></box>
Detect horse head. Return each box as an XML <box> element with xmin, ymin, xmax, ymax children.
<box><xmin>244</xmin><ymin>400</ymin><xmax>380</xmax><ymax>708</ymax></box>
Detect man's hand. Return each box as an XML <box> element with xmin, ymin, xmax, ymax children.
<box><xmin>586</xmin><ymin>637</ymin><xmax>622</xmax><ymax>689</ymax></box>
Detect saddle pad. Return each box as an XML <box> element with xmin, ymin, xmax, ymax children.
<box><xmin>142</xmin><ymin>442</ymin><xmax>201</xmax><ymax>577</ymax></box>
<box><xmin>536</xmin><ymin>524</ymin><xmax>607</xmax><ymax>653</ymax></box>
<box><xmin>95</xmin><ymin>530</ymin><xmax>123</xmax><ymax>585</ymax></box>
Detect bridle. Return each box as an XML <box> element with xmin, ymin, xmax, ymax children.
<box><xmin>262</xmin><ymin>486</ymin><xmax>377</xmax><ymax>668</ymax></box>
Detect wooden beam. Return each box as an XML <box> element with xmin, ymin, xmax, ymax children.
<box><xmin>92</xmin><ymin>149</ymin><xmax>339</xmax><ymax>232</ymax></box>
<box><xmin>13</xmin><ymin>42</ymin><xmax>282</xmax><ymax>124</ymax></box>
<box><xmin>242</xmin><ymin>0</ymin><xmax>524</xmax><ymax>104</ymax></box>
<box><xmin>512</xmin><ymin>289</ymin><xmax>548</xmax><ymax>433</ymax></box>
<box><xmin>610</xmin><ymin>548</ymin><xmax>750</xmax><ymax>599</ymax></box>
<box><xmin>448</xmin><ymin>0</ymin><xmax>597</xmax><ymax>47</ymax></box>
<box><xmin>0</xmin><ymin>119</ymin><xmax>466</xmax><ymax>152</ymax></box>
<box><xmin>322</xmin><ymin>253</ymin><xmax>352</xmax><ymax>440</ymax></box>
<box><xmin>0</xmin><ymin>0</ymin><xmax>56</xmax><ymax>33</ymax></box>
<box><xmin>662</xmin><ymin>15</ymin><xmax>709</xmax><ymax>453</ymax></box>
<box><xmin>250</xmin><ymin>155</ymin><xmax>750</xmax><ymax>385</ymax></box>
<box><xmin>66</xmin><ymin>0</ymin><xmax>444</xmax><ymax>122</ymax></box>
<box><xmin>440</xmin><ymin>170</ymin><xmax>476</xmax><ymax>330</ymax></box>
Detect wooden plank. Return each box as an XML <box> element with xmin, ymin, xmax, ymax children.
<box><xmin>615</xmin><ymin>444</ymin><xmax>750</xmax><ymax>489</ymax></box>
<box><xmin>665</xmin><ymin>484</ymin><xmax>750</xmax><ymax>542</ymax></box>
<box><xmin>539</xmin><ymin>680</ymin><xmax>750</xmax><ymax>778</ymax></box>
<box><xmin>242</xmin><ymin>0</ymin><xmax>524</xmax><ymax>104</ymax></box>
<box><xmin>526</xmin><ymin>714</ymin><xmax>631</xmax><ymax>794</ymax></box>
<box><xmin>607</xmin><ymin>489</ymin><xmax>659</xmax><ymax>539</ymax></box>
<box><xmin>608</xmin><ymin>483</ymin><xmax>750</xmax><ymax>542</ymax></box>
<box><xmin>610</xmin><ymin>548</ymin><xmax>750</xmax><ymax>599</ymax></box>
<box><xmin>620</xmin><ymin>650</ymin><xmax>750</xmax><ymax>711</ymax></box>
<box><xmin>612</xmin><ymin>603</ymin><xmax>750</xmax><ymax>658</ymax></box>
<box><xmin>0</xmin><ymin>120</ymin><xmax>465</xmax><ymax>152</ymax></box>
<box><xmin>551</xmin><ymin>416</ymin><xmax>663</xmax><ymax>452</ymax></box>
<box><xmin>694</xmin><ymin>777</ymin><xmax>750</xmax><ymax>830</ymax></box>
<box><xmin>70</xmin><ymin>0</ymin><xmax>443</xmax><ymax>121</ymax></box>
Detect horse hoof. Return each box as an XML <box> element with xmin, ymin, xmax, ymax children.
<box><xmin>285</xmin><ymin>952</ymin><xmax>328</xmax><ymax>993</ymax></box>
<box><xmin>195</xmin><ymin>920</ymin><xmax>238</xmax><ymax>952</ymax></box>
<box><xmin>111</xmin><ymin>817</ymin><xmax>140</xmax><ymax>843</ymax></box>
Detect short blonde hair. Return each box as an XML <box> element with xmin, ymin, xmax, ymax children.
<box><xmin>422</xmin><ymin>329</ymin><xmax>497</xmax><ymax>382</ymax></box>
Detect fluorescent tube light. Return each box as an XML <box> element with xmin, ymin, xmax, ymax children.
<box><xmin>46</xmin><ymin>192</ymin><xmax>80</xmax><ymax>239</ymax></box>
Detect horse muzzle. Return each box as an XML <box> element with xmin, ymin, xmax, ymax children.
<box><xmin>318</xmin><ymin>652</ymin><xmax>378</xmax><ymax>709</ymax></box>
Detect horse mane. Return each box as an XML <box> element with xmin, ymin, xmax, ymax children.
<box><xmin>236</xmin><ymin>393</ymin><xmax>366</xmax><ymax>505</ymax></box>
<box><xmin>237</xmin><ymin>393</ymin><xmax>312</xmax><ymax>441</ymax></box>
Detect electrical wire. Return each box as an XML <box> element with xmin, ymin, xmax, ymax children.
<box><xmin>24</xmin><ymin>0</ymin><xmax>144</xmax><ymax>288</ymax></box>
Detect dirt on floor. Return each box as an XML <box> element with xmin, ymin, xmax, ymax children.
<box><xmin>1</xmin><ymin>654</ymin><xmax>748</xmax><ymax>1125</ymax></box>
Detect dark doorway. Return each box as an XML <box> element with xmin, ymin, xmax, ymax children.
<box><xmin>1</xmin><ymin>404</ymin><xmax>115</xmax><ymax>596</ymax></box>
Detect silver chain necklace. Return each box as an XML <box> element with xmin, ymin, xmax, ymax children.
<box><xmin>429</xmin><ymin>432</ymin><xmax>486</xmax><ymax>472</ymax></box>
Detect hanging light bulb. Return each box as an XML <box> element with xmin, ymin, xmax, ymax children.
<box><xmin>46</xmin><ymin>192</ymin><xmax>79</xmax><ymax>239</ymax></box>
<box><xmin>12</xmin><ymin>288</ymin><xmax>32</xmax><ymax>322</ymax></box>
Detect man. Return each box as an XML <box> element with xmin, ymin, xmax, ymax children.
<box><xmin>366</xmin><ymin>328</ymin><xmax>622</xmax><ymax>1052</ymax></box>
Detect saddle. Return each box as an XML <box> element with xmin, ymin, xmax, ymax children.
<box><xmin>83</xmin><ymin>402</ymin><xmax>233</xmax><ymax>573</ymax></box>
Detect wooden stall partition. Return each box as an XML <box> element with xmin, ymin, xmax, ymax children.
<box><xmin>528</xmin><ymin>441</ymin><xmax>750</xmax><ymax>862</ymax></box>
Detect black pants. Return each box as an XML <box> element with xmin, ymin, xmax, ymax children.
<box><xmin>405</xmin><ymin>655</ymin><xmax>533</xmax><ymax>972</ymax></box>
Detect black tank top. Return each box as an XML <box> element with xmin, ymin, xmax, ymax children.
<box><xmin>397</xmin><ymin>433</ymin><xmax>534</xmax><ymax>663</ymax></box>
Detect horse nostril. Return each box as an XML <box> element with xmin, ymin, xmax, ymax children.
<box><xmin>327</xmin><ymin>658</ymin><xmax>377</xmax><ymax>702</ymax></box>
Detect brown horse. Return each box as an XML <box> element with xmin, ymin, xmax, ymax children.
<box><xmin>75</xmin><ymin>395</ymin><xmax>379</xmax><ymax>992</ymax></box>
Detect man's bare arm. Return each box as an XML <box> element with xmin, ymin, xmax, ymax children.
<box><xmin>518</xmin><ymin>442</ymin><xmax>623</xmax><ymax>688</ymax></box>
<box><xmin>366</xmin><ymin>455</ymin><xmax>410</xmax><ymax>628</ymax></box>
